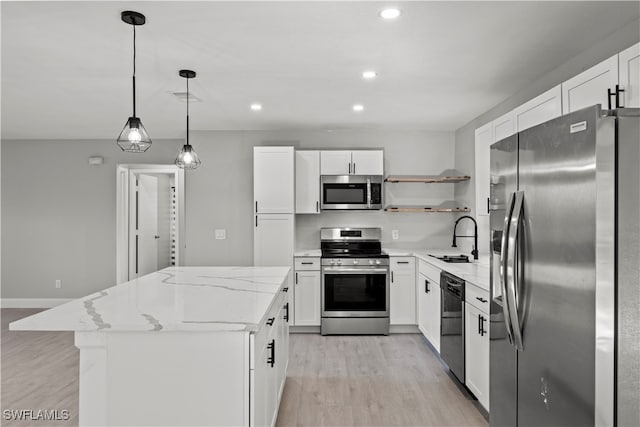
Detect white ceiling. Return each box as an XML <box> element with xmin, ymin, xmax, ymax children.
<box><xmin>2</xmin><ymin>1</ymin><xmax>639</xmax><ymax>140</ymax></box>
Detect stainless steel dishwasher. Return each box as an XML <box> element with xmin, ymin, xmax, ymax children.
<box><xmin>440</xmin><ymin>270</ymin><xmax>465</xmax><ymax>383</ymax></box>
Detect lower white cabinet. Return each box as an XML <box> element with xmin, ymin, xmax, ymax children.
<box><xmin>251</xmin><ymin>288</ymin><xmax>289</xmax><ymax>427</ymax></box>
<box><xmin>417</xmin><ymin>260</ymin><xmax>441</xmax><ymax>352</ymax></box>
<box><xmin>294</xmin><ymin>257</ymin><xmax>321</xmax><ymax>326</ymax></box>
<box><xmin>465</xmin><ymin>283</ymin><xmax>490</xmax><ymax>412</ymax></box>
<box><xmin>390</xmin><ymin>257</ymin><xmax>416</xmax><ymax>325</ymax></box>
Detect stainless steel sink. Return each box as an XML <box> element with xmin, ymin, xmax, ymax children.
<box><xmin>428</xmin><ymin>254</ymin><xmax>471</xmax><ymax>263</ymax></box>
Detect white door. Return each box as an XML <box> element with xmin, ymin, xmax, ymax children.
<box><xmin>465</xmin><ymin>302</ymin><xmax>490</xmax><ymax>411</ymax></box>
<box><xmin>254</xmin><ymin>147</ymin><xmax>294</xmax><ymax>214</ymax></box>
<box><xmin>562</xmin><ymin>54</ymin><xmax>618</xmax><ymax>114</ymax></box>
<box><xmin>295</xmin><ymin>151</ymin><xmax>320</xmax><ymax>214</ymax></box>
<box><xmin>137</xmin><ymin>174</ymin><xmax>159</xmax><ymax>277</ymax></box>
<box><xmin>619</xmin><ymin>42</ymin><xmax>640</xmax><ymax>108</ymax></box>
<box><xmin>351</xmin><ymin>150</ymin><xmax>384</xmax><ymax>175</ymax></box>
<box><xmin>425</xmin><ymin>274</ymin><xmax>441</xmax><ymax>352</ymax></box>
<box><xmin>320</xmin><ymin>151</ymin><xmax>351</xmax><ymax>175</ymax></box>
<box><xmin>514</xmin><ymin>84</ymin><xmax>562</xmax><ymax>132</ymax></box>
<box><xmin>389</xmin><ymin>257</ymin><xmax>416</xmax><ymax>325</ymax></box>
<box><xmin>474</xmin><ymin>122</ymin><xmax>493</xmax><ymax>216</ymax></box>
<box><xmin>417</xmin><ymin>273</ymin><xmax>429</xmax><ymax>336</ymax></box>
<box><xmin>294</xmin><ymin>271</ymin><xmax>321</xmax><ymax>326</ymax></box>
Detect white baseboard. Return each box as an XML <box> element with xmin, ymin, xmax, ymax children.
<box><xmin>1</xmin><ymin>298</ymin><xmax>73</xmax><ymax>308</ymax></box>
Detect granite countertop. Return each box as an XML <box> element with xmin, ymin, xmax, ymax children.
<box><xmin>10</xmin><ymin>266</ymin><xmax>291</xmax><ymax>333</ymax></box>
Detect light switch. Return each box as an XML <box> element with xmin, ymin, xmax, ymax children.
<box><xmin>392</xmin><ymin>230</ymin><xmax>399</xmax><ymax>240</ymax></box>
<box><xmin>215</xmin><ymin>229</ymin><xmax>226</xmax><ymax>240</ymax></box>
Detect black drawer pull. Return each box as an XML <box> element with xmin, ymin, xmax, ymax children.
<box><xmin>425</xmin><ymin>279</ymin><xmax>430</xmax><ymax>293</ymax></box>
<box><xmin>267</xmin><ymin>339</ymin><xmax>275</xmax><ymax>367</ymax></box>
<box><xmin>284</xmin><ymin>303</ymin><xmax>289</xmax><ymax>322</ymax></box>
<box><xmin>301</xmin><ymin>262</ymin><xmax>314</xmax><ymax>265</ymax></box>
<box><xmin>397</xmin><ymin>261</ymin><xmax>410</xmax><ymax>264</ymax></box>
<box><xmin>266</xmin><ymin>317</ymin><xmax>275</xmax><ymax>326</ymax></box>
<box><xmin>476</xmin><ymin>297</ymin><xmax>488</xmax><ymax>303</ymax></box>
<box><xmin>282</xmin><ymin>287</ymin><xmax>289</xmax><ymax>292</ymax></box>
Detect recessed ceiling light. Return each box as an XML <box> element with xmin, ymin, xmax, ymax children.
<box><xmin>362</xmin><ymin>71</ymin><xmax>377</xmax><ymax>79</ymax></box>
<box><xmin>250</xmin><ymin>103</ymin><xmax>262</xmax><ymax>111</ymax></box>
<box><xmin>353</xmin><ymin>104</ymin><xmax>364</xmax><ymax>112</ymax></box>
<box><xmin>379</xmin><ymin>8</ymin><xmax>401</xmax><ymax>19</ymax></box>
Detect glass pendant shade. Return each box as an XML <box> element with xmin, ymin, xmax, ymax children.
<box><xmin>175</xmin><ymin>144</ymin><xmax>201</xmax><ymax>169</ymax></box>
<box><xmin>117</xmin><ymin>116</ymin><xmax>152</xmax><ymax>152</ymax></box>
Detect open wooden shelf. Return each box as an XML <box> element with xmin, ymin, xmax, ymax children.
<box><xmin>385</xmin><ymin>206</ymin><xmax>471</xmax><ymax>213</ymax></box>
<box><xmin>385</xmin><ymin>175</ymin><xmax>471</xmax><ymax>183</ymax></box>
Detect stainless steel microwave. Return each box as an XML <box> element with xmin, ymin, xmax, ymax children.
<box><xmin>320</xmin><ymin>175</ymin><xmax>383</xmax><ymax>210</ymax></box>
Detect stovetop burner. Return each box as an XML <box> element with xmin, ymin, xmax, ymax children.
<box><xmin>320</xmin><ymin>227</ymin><xmax>386</xmax><ymax>259</ymax></box>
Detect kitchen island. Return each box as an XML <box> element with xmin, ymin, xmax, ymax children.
<box><xmin>10</xmin><ymin>266</ymin><xmax>292</xmax><ymax>427</ymax></box>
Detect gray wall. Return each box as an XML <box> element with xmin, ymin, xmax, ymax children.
<box><xmin>2</xmin><ymin>129</ymin><xmax>458</xmax><ymax>299</ymax></box>
<box><xmin>1</xmin><ymin>139</ymin><xmax>182</xmax><ymax>299</ymax></box>
<box><xmin>454</xmin><ymin>18</ymin><xmax>640</xmax><ymax>216</ymax></box>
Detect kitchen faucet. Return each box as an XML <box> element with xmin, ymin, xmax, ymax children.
<box><xmin>452</xmin><ymin>215</ymin><xmax>479</xmax><ymax>260</ymax></box>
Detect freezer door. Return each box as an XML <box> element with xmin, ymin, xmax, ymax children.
<box><xmin>516</xmin><ymin>106</ymin><xmax>606</xmax><ymax>426</ymax></box>
<box><xmin>489</xmin><ymin>135</ymin><xmax>518</xmax><ymax>427</ymax></box>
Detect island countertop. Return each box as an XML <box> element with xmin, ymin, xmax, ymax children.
<box><xmin>10</xmin><ymin>266</ymin><xmax>291</xmax><ymax>333</ymax></box>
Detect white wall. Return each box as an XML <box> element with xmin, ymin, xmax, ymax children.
<box><xmin>453</xmin><ymin>18</ymin><xmax>640</xmax><ymax>255</ymax></box>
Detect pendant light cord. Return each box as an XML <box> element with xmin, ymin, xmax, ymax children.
<box><xmin>186</xmin><ymin>76</ymin><xmax>190</xmax><ymax>146</ymax></box>
<box><xmin>132</xmin><ymin>24</ymin><xmax>137</xmax><ymax>117</ymax></box>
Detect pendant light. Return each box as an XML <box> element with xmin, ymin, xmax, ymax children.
<box><xmin>175</xmin><ymin>70</ymin><xmax>201</xmax><ymax>169</ymax></box>
<box><xmin>117</xmin><ymin>11</ymin><xmax>152</xmax><ymax>152</ymax></box>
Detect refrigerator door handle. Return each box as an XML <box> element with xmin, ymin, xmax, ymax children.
<box><xmin>500</xmin><ymin>191</ymin><xmax>516</xmax><ymax>345</ymax></box>
<box><xmin>506</xmin><ymin>190</ymin><xmax>525</xmax><ymax>351</ymax></box>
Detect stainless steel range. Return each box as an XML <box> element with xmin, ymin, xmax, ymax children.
<box><xmin>320</xmin><ymin>227</ymin><xmax>390</xmax><ymax>335</ymax></box>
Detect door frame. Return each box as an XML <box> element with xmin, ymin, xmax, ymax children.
<box><xmin>116</xmin><ymin>164</ymin><xmax>185</xmax><ymax>284</ymax></box>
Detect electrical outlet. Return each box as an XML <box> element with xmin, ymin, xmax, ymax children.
<box><xmin>215</xmin><ymin>229</ymin><xmax>226</xmax><ymax>240</ymax></box>
<box><xmin>392</xmin><ymin>230</ymin><xmax>399</xmax><ymax>240</ymax></box>
<box><xmin>55</xmin><ymin>279</ymin><xmax>61</xmax><ymax>289</ymax></box>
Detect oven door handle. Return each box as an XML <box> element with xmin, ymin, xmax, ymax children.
<box><xmin>322</xmin><ymin>267</ymin><xmax>388</xmax><ymax>274</ymax></box>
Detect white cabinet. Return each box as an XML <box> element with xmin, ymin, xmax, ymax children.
<box><xmin>320</xmin><ymin>150</ymin><xmax>383</xmax><ymax>175</ymax></box>
<box><xmin>465</xmin><ymin>283</ymin><xmax>490</xmax><ymax>412</ymax></box>
<box><xmin>351</xmin><ymin>150</ymin><xmax>384</xmax><ymax>175</ymax></box>
<box><xmin>417</xmin><ymin>260</ymin><xmax>441</xmax><ymax>352</ymax></box>
<box><xmin>474</xmin><ymin>122</ymin><xmax>493</xmax><ymax>217</ymax></box>
<box><xmin>514</xmin><ymin>85</ymin><xmax>562</xmax><ymax>132</ymax></box>
<box><xmin>295</xmin><ymin>151</ymin><xmax>320</xmax><ymax>214</ymax></box>
<box><xmin>254</xmin><ymin>147</ymin><xmax>294</xmax><ymax>214</ymax></box>
<box><xmin>250</xmin><ymin>288</ymin><xmax>289</xmax><ymax>427</ymax></box>
<box><xmin>390</xmin><ymin>257</ymin><xmax>416</xmax><ymax>325</ymax></box>
<box><xmin>254</xmin><ymin>214</ymin><xmax>294</xmax><ymax>267</ymax></box>
<box><xmin>562</xmin><ymin>54</ymin><xmax>618</xmax><ymax>114</ymax></box>
<box><xmin>619</xmin><ymin>42</ymin><xmax>640</xmax><ymax>108</ymax></box>
<box><xmin>493</xmin><ymin>111</ymin><xmax>515</xmax><ymax>142</ymax></box>
<box><xmin>294</xmin><ymin>257</ymin><xmax>321</xmax><ymax>326</ymax></box>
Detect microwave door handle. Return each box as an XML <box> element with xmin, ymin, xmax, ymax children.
<box><xmin>500</xmin><ymin>191</ymin><xmax>516</xmax><ymax>345</ymax></box>
<box><xmin>506</xmin><ymin>190</ymin><xmax>525</xmax><ymax>351</ymax></box>
<box><xmin>367</xmin><ymin>178</ymin><xmax>371</xmax><ymax>208</ymax></box>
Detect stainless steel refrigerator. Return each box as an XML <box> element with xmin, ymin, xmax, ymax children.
<box><xmin>489</xmin><ymin>105</ymin><xmax>639</xmax><ymax>427</ymax></box>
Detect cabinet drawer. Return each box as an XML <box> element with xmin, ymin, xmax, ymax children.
<box><xmin>294</xmin><ymin>257</ymin><xmax>320</xmax><ymax>271</ymax></box>
<box><xmin>418</xmin><ymin>260</ymin><xmax>441</xmax><ymax>284</ymax></box>
<box><xmin>466</xmin><ymin>283</ymin><xmax>490</xmax><ymax>313</ymax></box>
<box><xmin>391</xmin><ymin>257</ymin><xmax>415</xmax><ymax>271</ymax></box>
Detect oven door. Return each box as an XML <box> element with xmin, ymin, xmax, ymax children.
<box><xmin>321</xmin><ymin>267</ymin><xmax>389</xmax><ymax>317</ymax></box>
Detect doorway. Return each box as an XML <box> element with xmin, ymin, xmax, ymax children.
<box><xmin>116</xmin><ymin>165</ymin><xmax>185</xmax><ymax>284</ymax></box>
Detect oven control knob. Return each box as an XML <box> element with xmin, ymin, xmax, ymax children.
<box><xmin>353</xmin><ymin>260</ymin><xmax>358</xmax><ymax>265</ymax></box>
<box><xmin>369</xmin><ymin>260</ymin><xmax>374</xmax><ymax>265</ymax></box>
<box><xmin>329</xmin><ymin>260</ymin><xmax>335</xmax><ymax>266</ymax></box>
<box><xmin>375</xmin><ymin>260</ymin><xmax>381</xmax><ymax>265</ymax></box>
<box><xmin>337</xmin><ymin>260</ymin><xmax>343</xmax><ymax>266</ymax></box>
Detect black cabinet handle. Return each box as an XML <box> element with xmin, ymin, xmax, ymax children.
<box><xmin>478</xmin><ymin>315</ymin><xmax>487</xmax><ymax>336</ymax></box>
<box><xmin>255</xmin><ymin>201</ymin><xmax>258</xmax><ymax>213</ymax></box>
<box><xmin>255</xmin><ymin>216</ymin><xmax>258</xmax><ymax>227</ymax></box>
<box><xmin>397</xmin><ymin>261</ymin><xmax>410</xmax><ymax>264</ymax></box>
<box><xmin>282</xmin><ymin>287</ymin><xmax>289</xmax><ymax>293</ymax></box>
<box><xmin>476</xmin><ymin>296</ymin><xmax>488</xmax><ymax>303</ymax></box>
<box><xmin>478</xmin><ymin>313</ymin><xmax>482</xmax><ymax>335</ymax></box>
<box><xmin>301</xmin><ymin>262</ymin><xmax>313</xmax><ymax>265</ymax></box>
<box><xmin>391</xmin><ymin>271</ymin><xmax>394</xmax><ymax>283</ymax></box>
<box><xmin>295</xmin><ymin>273</ymin><xmax>298</xmax><ymax>284</ymax></box>
<box><xmin>316</xmin><ymin>201</ymin><xmax>319</xmax><ymax>212</ymax></box>
<box><xmin>616</xmin><ymin>84</ymin><xmax>625</xmax><ymax>108</ymax></box>
<box><xmin>267</xmin><ymin>339</ymin><xmax>275</xmax><ymax>367</ymax></box>
<box><xmin>425</xmin><ymin>279</ymin><xmax>430</xmax><ymax>293</ymax></box>
<box><xmin>487</xmin><ymin>197</ymin><xmax>490</xmax><ymax>214</ymax></box>
<box><xmin>348</xmin><ymin>163</ymin><xmax>351</xmax><ymax>174</ymax></box>
<box><xmin>284</xmin><ymin>303</ymin><xmax>289</xmax><ymax>322</ymax></box>
<box><xmin>608</xmin><ymin>88</ymin><xmax>615</xmax><ymax>109</ymax></box>
<box><xmin>266</xmin><ymin>317</ymin><xmax>275</xmax><ymax>326</ymax></box>
<box><xmin>353</xmin><ymin>163</ymin><xmax>356</xmax><ymax>174</ymax></box>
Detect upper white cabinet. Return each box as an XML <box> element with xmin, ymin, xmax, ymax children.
<box><xmin>351</xmin><ymin>150</ymin><xmax>384</xmax><ymax>175</ymax></box>
<box><xmin>514</xmin><ymin>85</ymin><xmax>562</xmax><ymax>132</ymax></box>
<box><xmin>254</xmin><ymin>147</ymin><xmax>294</xmax><ymax>214</ymax></box>
<box><xmin>493</xmin><ymin>110</ymin><xmax>515</xmax><ymax>142</ymax></box>
<box><xmin>619</xmin><ymin>42</ymin><xmax>640</xmax><ymax>108</ymax></box>
<box><xmin>390</xmin><ymin>257</ymin><xmax>416</xmax><ymax>325</ymax></box>
<box><xmin>295</xmin><ymin>151</ymin><xmax>320</xmax><ymax>214</ymax></box>
<box><xmin>562</xmin><ymin>54</ymin><xmax>618</xmax><ymax>114</ymax></box>
<box><xmin>474</xmin><ymin>122</ymin><xmax>493</xmax><ymax>217</ymax></box>
<box><xmin>320</xmin><ymin>150</ymin><xmax>383</xmax><ymax>175</ymax></box>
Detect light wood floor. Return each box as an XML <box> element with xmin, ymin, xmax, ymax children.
<box><xmin>2</xmin><ymin>309</ymin><xmax>487</xmax><ymax>427</ymax></box>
